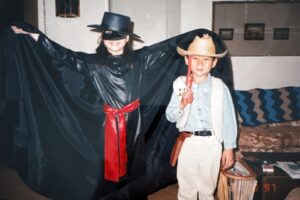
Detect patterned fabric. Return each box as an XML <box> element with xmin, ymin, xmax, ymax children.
<box><xmin>237</xmin><ymin>124</ymin><xmax>300</xmax><ymax>153</ymax></box>
<box><xmin>234</xmin><ymin>87</ymin><xmax>300</xmax><ymax>126</ymax></box>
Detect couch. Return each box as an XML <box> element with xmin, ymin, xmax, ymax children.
<box><xmin>233</xmin><ymin>86</ymin><xmax>300</xmax><ymax>153</ymax></box>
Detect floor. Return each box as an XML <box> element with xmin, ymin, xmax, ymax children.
<box><xmin>0</xmin><ymin>122</ymin><xmax>177</xmax><ymax>200</ymax></box>
<box><xmin>0</xmin><ymin>164</ymin><xmax>178</xmax><ymax>200</ymax></box>
<box><xmin>0</xmin><ymin>164</ymin><xmax>50</xmax><ymax>200</ymax></box>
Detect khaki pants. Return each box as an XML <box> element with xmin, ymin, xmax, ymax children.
<box><xmin>177</xmin><ymin>135</ymin><xmax>222</xmax><ymax>200</ymax></box>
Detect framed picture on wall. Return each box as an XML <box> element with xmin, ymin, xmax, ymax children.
<box><xmin>219</xmin><ymin>28</ymin><xmax>234</xmax><ymax>40</ymax></box>
<box><xmin>56</xmin><ymin>0</ymin><xmax>80</xmax><ymax>18</ymax></box>
<box><xmin>244</xmin><ymin>23</ymin><xmax>265</xmax><ymax>40</ymax></box>
<box><xmin>273</xmin><ymin>28</ymin><xmax>289</xmax><ymax>40</ymax></box>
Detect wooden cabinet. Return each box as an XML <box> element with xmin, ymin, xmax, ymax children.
<box><xmin>242</xmin><ymin>152</ymin><xmax>300</xmax><ymax>200</ymax></box>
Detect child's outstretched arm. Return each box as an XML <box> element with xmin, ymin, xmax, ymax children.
<box><xmin>11</xmin><ymin>24</ymin><xmax>89</xmax><ymax>75</ymax></box>
<box><xmin>11</xmin><ymin>25</ymin><xmax>39</xmax><ymax>41</ymax></box>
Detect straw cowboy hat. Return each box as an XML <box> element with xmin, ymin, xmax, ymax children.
<box><xmin>177</xmin><ymin>34</ymin><xmax>227</xmax><ymax>58</ymax></box>
<box><xmin>87</xmin><ymin>12</ymin><xmax>141</xmax><ymax>40</ymax></box>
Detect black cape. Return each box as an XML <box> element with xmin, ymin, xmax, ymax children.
<box><xmin>0</xmin><ymin>24</ymin><xmax>233</xmax><ymax>200</ymax></box>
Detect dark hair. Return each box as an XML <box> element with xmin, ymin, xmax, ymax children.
<box><xmin>96</xmin><ymin>41</ymin><xmax>134</xmax><ymax>67</ymax></box>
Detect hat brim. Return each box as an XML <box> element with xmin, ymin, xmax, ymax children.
<box><xmin>177</xmin><ymin>47</ymin><xmax>227</xmax><ymax>58</ymax></box>
<box><xmin>87</xmin><ymin>24</ymin><xmax>141</xmax><ymax>41</ymax></box>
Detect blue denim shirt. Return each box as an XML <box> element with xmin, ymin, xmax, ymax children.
<box><xmin>166</xmin><ymin>74</ymin><xmax>237</xmax><ymax>149</ymax></box>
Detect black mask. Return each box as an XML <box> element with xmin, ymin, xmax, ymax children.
<box><xmin>102</xmin><ymin>30</ymin><xmax>127</xmax><ymax>40</ymax></box>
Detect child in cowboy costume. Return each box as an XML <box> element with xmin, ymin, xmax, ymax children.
<box><xmin>166</xmin><ymin>33</ymin><xmax>237</xmax><ymax>200</ymax></box>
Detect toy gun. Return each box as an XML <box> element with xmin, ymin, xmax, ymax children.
<box><xmin>186</xmin><ymin>56</ymin><xmax>193</xmax><ymax>104</ymax></box>
<box><xmin>186</xmin><ymin>56</ymin><xmax>193</xmax><ymax>90</ymax></box>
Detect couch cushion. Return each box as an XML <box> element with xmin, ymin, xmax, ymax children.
<box><xmin>234</xmin><ymin>87</ymin><xmax>300</xmax><ymax>126</ymax></box>
<box><xmin>238</xmin><ymin>125</ymin><xmax>300</xmax><ymax>152</ymax></box>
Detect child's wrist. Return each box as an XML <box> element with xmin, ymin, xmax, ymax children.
<box><xmin>179</xmin><ymin>105</ymin><xmax>184</xmax><ymax>110</ymax></box>
<box><xmin>179</xmin><ymin>101</ymin><xmax>186</xmax><ymax>110</ymax></box>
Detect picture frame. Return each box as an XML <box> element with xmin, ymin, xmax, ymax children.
<box><xmin>273</xmin><ymin>28</ymin><xmax>289</xmax><ymax>40</ymax></box>
<box><xmin>244</xmin><ymin>23</ymin><xmax>265</xmax><ymax>40</ymax></box>
<box><xmin>219</xmin><ymin>28</ymin><xmax>234</xmax><ymax>40</ymax></box>
<box><xmin>56</xmin><ymin>0</ymin><xmax>80</xmax><ymax>18</ymax></box>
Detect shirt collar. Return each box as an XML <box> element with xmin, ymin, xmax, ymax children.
<box><xmin>192</xmin><ymin>74</ymin><xmax>212</xmax><ymax>88</ymax></box>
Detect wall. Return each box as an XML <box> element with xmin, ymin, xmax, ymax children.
<box><xmin>109</xmin><ymin>0</ymin><xmax>181</xmax><ymax>49</ymax></box>
<box><xmin>232</xmin><ymin>56</ymin><xmax>300</xmax><ymax>89</ymax></box>
<box><xmin>213</xmin><ymin>2</ymin><xmax>300</xmax><ymax>56</ymax></box>
<box><xmin>24</xmin><ymin>0</ymin><xmax>38</xmax><ymax>27</ymax></box>
<box><xmin>38</xmin><ymin>0</ymin><xmax>108</xmax><ymax>53</ymax></box>
<box><xmin>37</xmin><ymin>0</ymin><xmax>300</xmax><ymax>90</ymax></box>
<box><xmin>178</xmin><ymin>0</ymin><xmax>300</xmax><ymax>90</ymax></box>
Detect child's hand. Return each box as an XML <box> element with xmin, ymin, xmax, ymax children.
<box><xmin>221</xmin><ymin>149</ymin><xmax>234</xmax><ymax>170</ymax></box>
<box><xmin>179</xmin><ymin>89</ymin><xmax>193</xmax><ymax>110</ymax></box>
<box><xmin>11</xmin><ymin>26</ymin><xmax>39</xmax><ymax>41</ymax></box>
<box><xmin>11</xmin><ymin>26</ymin><xmax>29</xmax><ymax>34</ymax></box>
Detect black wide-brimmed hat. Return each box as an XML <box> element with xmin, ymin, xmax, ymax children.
<box><xmin>87</xmin><ymin>12</ymin><xmax>141</xmax><ymax>40</ymax></box>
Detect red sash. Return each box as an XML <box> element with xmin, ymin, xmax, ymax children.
<box><xmin>103</xmin><ymin>99</ymin><xmax>140</xmax><ymax>182</ymax></box>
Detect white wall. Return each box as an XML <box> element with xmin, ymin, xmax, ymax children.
<box><xmin>109</xmin><ymin>0</ymin><xmax>181</xmax><ymax>49</ymax></box>
<box><xmin>109</xmin><ymin>0</ymin><xmax>168</xmax><ymax>49</ymax></box>
<box><xmin>38</xmin><ymin>0</ymin><xmax>108</xmax><ymax>53</ymax></box>
<box><xmin>180</xmin><ymin>0</ymin><xmax>212</xmax><ymax>32</ymax></box>
<box><xmin>38</xmin><ymin>0</ymin><xmax>300</xmax><ymax>90</ymax></box>
<box><xmin>232</xmin><ymin>57</ymin><xmax>300</xmax><ymax>90</ymax></box>
<box><xmin>178</xmin><ymin>0</ymin><xmax>300</xmax><ymax>90</ymax></box>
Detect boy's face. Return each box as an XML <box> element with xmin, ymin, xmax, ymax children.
<box><xmin>185</xmin><ymin>55</ymin><xmax>217</xmax><ymax>78</ymax></box>
<box><xmin>103</xmin><ymin>35</ymin><xmax>129</xmax><ymax>56</ymax></box>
